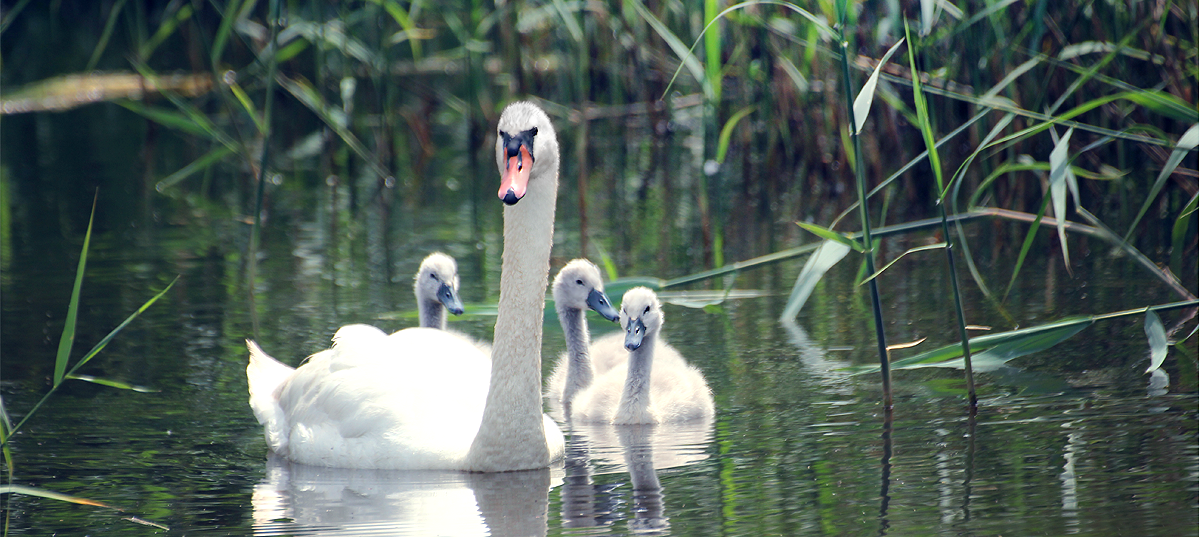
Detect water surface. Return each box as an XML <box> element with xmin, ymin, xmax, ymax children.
<box><xmin>1</xmin><ymin>103</ymin><xmax>1196</xmax><ymax>536</ymax></box>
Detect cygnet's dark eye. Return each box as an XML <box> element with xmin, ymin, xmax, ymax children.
<box><xmin>429</xmin><ymin>273</ymin><xmax>438</xmax><ymax>280</ymax></box>
<box><xmin>644</xmin><ymin>306</ymin><xmax>650</xmax><ymax>315</ymax></box>
<box><xmin>576</xmin><ymin>279</ymin><xmax>583</xmax><ymax>285</ymax></box>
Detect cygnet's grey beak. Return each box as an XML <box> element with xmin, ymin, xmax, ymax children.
<box><xmin>438</xmin><ymin>283</ymin><xmax>465</xmax><ymax>316</ymax></box>
<box><xmin>624</xmin><ymin>317</ymin><xmax>646</xmax><ymax>351</ymax></box>
<box><xmin>586</xmin><ymin>289</ymin><xmax>619</xmax><ymax>322</ymax></box>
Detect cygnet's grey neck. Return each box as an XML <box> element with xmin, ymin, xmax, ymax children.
<box><xmin>619</xmin><ymin>331</ymin><xmax>657</xmax><ymax>415</ymax></box>
<box><xmin>418</xmin><ymin>298</ymin><xmax>447</xmax><ymax>330</ymax></box>
<box><xmin>559</xmin><ymin>305</ymin><xmax>593</xmax><ymax>407</ymax></box>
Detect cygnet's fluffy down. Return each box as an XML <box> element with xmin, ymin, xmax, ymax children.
<box><xmin>558</xmin><ymin>287</ymin><xmax>714</xmax><ymax>424</ymax></box>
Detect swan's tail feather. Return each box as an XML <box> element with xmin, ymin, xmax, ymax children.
<box><xmin>246</xmin><ymin>339</ymin><xmax>294</xmax><ymax>453</ymax></box>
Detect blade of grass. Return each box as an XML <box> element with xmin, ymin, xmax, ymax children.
<box><xmin>226</xmin><ymin>75</ymin><xmax>267</xmax><ymax>134</ymax></box>
<box><xmin>139</xmin><ymin>3</ymin><xmax>194</xmax><ymax>60</ymax></box>
<box><xmin>3</xmin><ymin>276</ymin><xmax>178</xmax><ymax>445</ymax></box>
<box><xmin>796</xmin><ymin>222</ymin><xmax>865</xmax><ymax>252</ymax></box>
<box><xmin>716</xmin><ymin>106</ymin><xmax>756</xmax><ymax>164</ymax></box>
<box><xmin>116</xmin><ymin>101</ymin><xmax>226</xmax><ymax>142</ymax></box>
<box><xmin>1</xmin><ymin>397</ymin><xmax>13</xmax><ymax>478</ymax></box>
<box><xmin>0</xmin><ymin>485</ymin><xmax>115</xmax><ymax>509</ymax></box>
<box><xmin>53</xmin><ymin>195</ymin><xmax>96</xmax><ymax>387</ymax></box>
<box><xmin>860</xmin><ymin>243</ymin><xmax>947</xmax><ymax>285</ymax></box>
<box><xmin>154</xmin><ymin>145</ymin><xmax>237</xmax><ymax>192</ymax></box>
<box><xmin>1171</xmin><ymin>193</ymin><xmax>1198</xmax><ymax>277</ymax></box>
<box><xmin>1124</xmin><ymin>122</ymin><xmax>1200</xmax><ymax>242</ymax></box>
<box><xmin>780</xmin><ymin>240</ymin><xmax>852</xmax><ymax>320</ymax></box>
<box><xmin>86</xmin><ymin>0</ymin><xmax>130</xmax><ymax>71</ymax></box>
<box><xmin>1144</xmin><ymin>310</ymin><xmax>1168</xmax><ymax>373</ymax></box>
<box><xmin>65</xmin><ymin>375</ymin><xmax>158</xmax><ymax>393</ymax></box>
<box><xmin>852</xmin><ymin>301</ymin><xmax>1198</xmax><ymax>374</ymax></box>
<box><xmin>1003</xmin><ymin>193</ymin><xmax>1052</xmax><ymax>300</ymax></box>
<box><xmin>210</xmin><ymin>0</ymin><xmax>248</xmax><ymax>69</ymax></box>
<box><xmin>1048</xmin><ymin>127</ymin><xmax>1075</xmax><ymax>275</ymax></box>
<box><xmin>853</xmin><ymin>38</ymin><xmax>905</xmax><ymax>135</ymax></box>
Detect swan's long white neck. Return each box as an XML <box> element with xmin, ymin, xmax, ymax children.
<box><xmin>467</xmin><ymin>141</ymin><xmax>559</xmax><ymax>471</ymax></box>
<box><xmin>418</xmin><ymin>298</ymin><xmax>447</xmax><ymax>330</ymax></box>
<box><xmin>617</xmin><ymin>331</ymin><xmax>657</xmax><ymax>423</ymax></box>
<box><xmin>559</xmin><ymin>306</ymin><xmax>593</xmax><ymax>408</ymax></box>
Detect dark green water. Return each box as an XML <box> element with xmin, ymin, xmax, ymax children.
<box><xmin>1</xmin><ymin>101</ymin><xmax>1196</xmax><ymax>536</ymax></box>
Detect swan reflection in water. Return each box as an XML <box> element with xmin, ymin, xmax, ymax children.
<box><xmin>560</xmin><ymin>417</ymin><xmax>714</xmax><ymax>533</ymax></box>
<box><xmin>251</xmin><ymin>417</ymin><xmax>712</xmax><ymax>536</ymax></box>
<box><xmin>252</xmin><ymin>454</ymin><xmax>558</xmax><ymax>536</ymax></box>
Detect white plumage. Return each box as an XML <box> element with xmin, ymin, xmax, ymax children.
<box><xmin>552</xmin><ymin>287</ymin><xmax>714</xmax><ymax>424</ymax></box>
<box><xmin>246</xmin><ymin>101</ymin><xmax>565</xmax><ymax>471</ymax></box>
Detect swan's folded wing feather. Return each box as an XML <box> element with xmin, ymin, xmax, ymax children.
<box><xmin>276</xmin><ymin>327</ymin><xmax>495</xmax><ymax>469</ymax></box>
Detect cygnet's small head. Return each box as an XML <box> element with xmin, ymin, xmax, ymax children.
<box><xmin>553</xmin><ymin>259</ymin><xmax>619</xmax><ymax>322</ymax></box>
<box><xmin>619</xmin><ymin>287</ymin><xmax>663</xmax><ymax>351</ymax></box>
<box><xmin>495</xmin><ymin>101</ymin><xmax>558</xmax><ymax>205</ymax></box>
<box><xmin>414</xmin><ymin>252</ymin><xmax>464</xmax><ymax>315</ymax></box>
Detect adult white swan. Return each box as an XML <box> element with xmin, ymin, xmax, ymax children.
<box><xmin>567</xmin><ymin>287</ymin><xmax>714</xmax><ymax>424</ymax></box>
<box><xmin>246</xmin><ymin>101</ymin><xmax>566</xmax><ymax>471</ymax></box>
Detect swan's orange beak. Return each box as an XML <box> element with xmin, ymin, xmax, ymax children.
<box><xmin>498</xmin><ymin>145</ymin><xmax>533</xmax><ymax>205</ymax></box>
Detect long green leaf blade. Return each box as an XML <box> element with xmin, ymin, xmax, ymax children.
<box><xmin>1</xmin><ymin>396</ymin><xmax>13</xmax><ymax>477</ymax></box>
<box><xmin>66</xmin><ymin>375</ymin><xmax>158</xmax><ymax>393</ymax></box>
<box><xmin>860</xmin><ymin>242</ymin><xmax>946</xmax><ymax>285</ymax></box>
<box><xmin>155</xmin><ymin>145</ymin><xmax>236</xmax><ymax>192</ymax></box>
<box><xmin>0</xmin><ymin>484</ymin><xmax>114</xmax><ymax>508</ymax></box>
<box><xmin>781</xmin><ymin>240</ymin><xmax>852</xmax><ymax>320</ymax></box>
<box><xmin>53</xmin><ymin>198</ymin><xmax>95</xmax><ymax>387</ymax></box>
<box><xmin>796</xmin><ymin>222</ymin><xmax>864</xmax><ymax>251</ymax></box>
<box><xmin>1048</xmin><ymin>127</ymin><xmax>1074</xmax><ymax>273</ymax></box>
<box><xmin>1144</xmin><ymin>310</ymin><xmax>1168</xmax><ymax>373</ymax></box>
<box><xmin>852</xmin><ymin>316</ymin><xmax>1095</xmax><ymax>373</ymax></box>
<box><xmin>716</xmin><ymin>106</ymin><xmax>755</xmax><ymax>164</ymax></box>
<box><xmin>67</xmin><ymin>277</ymin><xmax>178</xmax><ymax>376</ymax></box>
<box><xmin>1125</xmin><ymin>122</ymin><xmax>1200</xmax><ymax>241</ymax></box>
<box><xmin>853</xmin><ymin>38</ymin><xmax>905</xmax><ymax>135</ymax></box>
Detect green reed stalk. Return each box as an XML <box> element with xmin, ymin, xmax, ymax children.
<box><xmin>836</xmin><ymin>2</ymin><xmax>891</xmax><ymax>407</ymax></box>
<box><xmin>905</xmin><ymin>23</ymin><xmax>976</xmax><ymax>411</ymax></box>
<box><xmin>247</xmin><ymin>0</ymin><xmax>283</xmax><ymax>338</ymax></box>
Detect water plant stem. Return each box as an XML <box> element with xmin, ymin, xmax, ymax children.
<box><xmin>906</xmin><ymin>22</ymin><xmax>977</xmax><ymax>411</ymax></box>
<box><xmin>836</xmin><ymin>7</ymin><xmax>891</xmax><ymax>407</ymax></box>
<box><xmin>247</xmin><ymin>0</ymin><xmax>283</xmax><ymax>339</ymax></box>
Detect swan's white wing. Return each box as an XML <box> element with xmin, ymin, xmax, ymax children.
<box><xmin>276</xmin><ymin>327</ymin><xmax>492</xmax><ymax>469</ymax></box>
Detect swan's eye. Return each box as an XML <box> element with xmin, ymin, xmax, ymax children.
<box><xmin>643</xmin><ymin>306</ymin><xmax>650</xmax><ymax>315</ymax></box>
<box><xmin>429</xmin><ymin>273</ymin><xmax>438</xmax><ymax>280</ymax></box>
<box><xmin>530</xmin><ymin>127</ymin><xmax>538</xmax><ymax>136</ymax></box>
<box><xmin>576</xmin><ymin>279</ymin><xmax>583</xmax><ymax>285</ymax></box>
